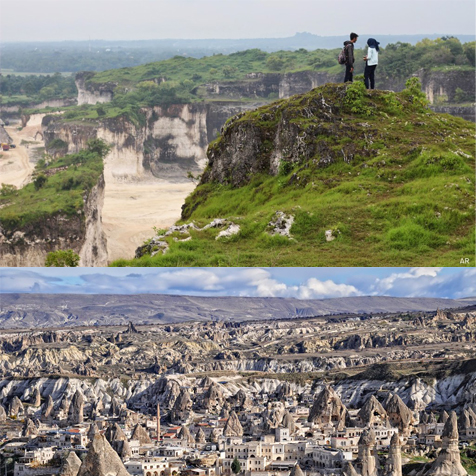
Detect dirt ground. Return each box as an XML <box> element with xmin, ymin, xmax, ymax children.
<box><xmin>102</xmin><ymin>180</ymin><xmax>195</xmax><ymax>263</ymax></box>
<box><xmin>0</xmin><ymin>125</ymin><xmax>37</xmax><ymax>188</ymax></box>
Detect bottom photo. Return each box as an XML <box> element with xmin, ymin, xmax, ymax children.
<box><xmin>0</xmin><ymin>267</ymin><xmax>475</xmax><ymax>476</ymax></box>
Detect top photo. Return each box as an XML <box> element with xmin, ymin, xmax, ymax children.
<box><xmin>0</xmin><ymin>0</ymin><xmax>474</xmax><ymax>267</ymax></box>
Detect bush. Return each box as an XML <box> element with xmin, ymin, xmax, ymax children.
<box><xmin>33</xmin><ymin>174</ymin><xmax>47</xmax><ymax>190</ymax></box>
<box><xmin>343</xmin><ymin>81</ymin><xmax>373</xmax><ymax>116</ymax></box>
<box><xmin>0</xmin><ymin>183</ymin><xmax>17</xmax><ymax>196</ymax></box>
<box><xmin>401</xmin><ymin>77</ymin><xmax>429</xmax><ymax>110</ymax></box>
<box><xmin>45</xmin><ymin>249</ymin><xmax>80</xmax><ymax>267</ymax></box>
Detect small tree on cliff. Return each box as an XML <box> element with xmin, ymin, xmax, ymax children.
<box><xmin>45</xmin><ymin>249</ymin><xmax>80</xmax><ymax>267</ymax></box>
<box><xmin>231</xmin><ymin>457</ymin><xmax>241</xmax><ymax>474</ymax></box>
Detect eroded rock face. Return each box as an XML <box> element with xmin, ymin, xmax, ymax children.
<box><xmin>170</xmin><ymin>388</ymin><xmax>193</xmax><ymax>423</ymax></box>
<box><xmin>78</xmin><ymin>434</ymin><xmax>130</xmax><ymax>476</ymax></box>
<box><xmin>22</xmin><ymin>418</ymin><xmax>38</xmax><ymax>437</ymax></box>
<box><xmin>68</xmin><ymin>390</ymin><xmax>84</xmax><ymax>424</ymax></box>
<box><xmin>196</xmin><ymin>428</ymin><xmax>207</xmax><ymax>444</ymax></box>
<box><xmin>43</xmin><ymin>394</ymin><xmax>55</xmax><ymax>419</ymax></box>
<box><xmin>59</xmin><ymin>451</ymin><xmax>82</xmax><ymax>476</ymax></box>
<box><xmin>0</xmin><ymin>404</ymin><xmax>6</xmax><ymax>422</ymax></box>
<box><xmin>31</xmin><ymin>388</ymin><xmax>41</xmax><ymax>407</ymax></box>
<box><xmin>131</xmin><ymin>424</ymin><xmax>151</xmax><ymax>445</ymax></box>
<box><xmin>224</xmin><ymin>411</ymin><xmax>243</xmax><ymax>437</ymax></box>
<box><xmin>357</xmin><ymin>429</ymin><xmax>378</xmax><ymax>476</ymax></box>
<box><xmin>358</xmin><ymin>395</ymin><xmax>388</xmax><ymax>426</ymax></box>
<box><xmin>179</xmin><ymin>425</ymin><xmax>195</xmax><ymax>445</ymax></box>
<box><xmin>425</xmin><ymin>411</ymin><xmax>467</xmax><ymax>476</ymax></box>
<box><xmin>308</xmin><ymin>385</ymin><xmax>347</xmax><ymax>430</ymax></box>
<box><xmin>289</xmin><ymin>464</ymin><xmax>305</xmax><ymax>476</ymax></box>
<box><xmin>385</xmin><ymin>433</ymin><xmax>402</xmax><ymax>476</ymax></box>
<box><xmin>384</xmin><ymin>393</ymin><xmax>414</xmax><ymax>434</ymax></box>
<box><xmin>282</xmin><ymin>411</ymin><xmax>296</xmax><ymax>434</ymax></box>
<box><xmin>343</xmin><ymin>461</ymin><xmax>359</xmax><ymax>476</ymax></box>
<box><xmin>8</xmin><ymin>396</ymin><xmax>23</xmax><ymax>416</ymax></box>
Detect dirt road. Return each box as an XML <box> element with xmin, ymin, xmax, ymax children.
<box><xmin>102</xmin><ymin>181</ymin><xmax>195</xmax><ymax>262</ymax></box>
<box><xmin>0</xmin><ymin>126</ymin><xmax>35</xmax><ymax>188</ymax></box>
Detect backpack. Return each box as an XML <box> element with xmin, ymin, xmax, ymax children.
<box><xmin>338</xmin><ymin>46</ymin><xmax>347</xmax><ymax>65</ymax></box>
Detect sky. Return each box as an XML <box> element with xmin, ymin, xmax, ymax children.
<box><xmin>0</xmin><ymin>0</ymin><xmax>474</xmax><ymax>43</ymax></box>
<box><xmin>0</xmin><ymin>267</ymin><xmax>475</xmax><ymax>300</ymax></box>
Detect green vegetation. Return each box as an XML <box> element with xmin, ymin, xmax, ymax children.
<box><xmin>0</xmin><ymin>73</ymin><xmax>77</xmax><ymax>105</ymax></box>
<box><xmin>231</xmin><ymin>457</ymin><xmax>241</xmax><ymax>474</ymax></box>
<box><xmin>34</xmin><ymin>37</ymin><xmax>474</xmax><ymax>124</ymax></box>
<box><xmin>113</xmin><ymin>82</ymin><xmax>475</xmax><ymax>267</ymax></box>
<box><xmin>461</xmin><ymin>446</ymin><xmax>476</xmax><ymax>475</ymax></box>
<box><xmin>45</xmin><ymin>249</ymin><xmax>80</xmax><ymax>267</ymax></box>
<box><xmin>0</xmin><ymin>139</ymin><xmax>109</xmax><ymax>232</ymax></box>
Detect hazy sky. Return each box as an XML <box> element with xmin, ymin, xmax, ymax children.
<box><xmin>1</xmin><ymin>267</ymin><xmax>475</xmax><ymax>299</ymax></box>
<box><xmin>0</xmin><ymin>0</ymin><xmax>474</xmax><ymax>43</ymax></box>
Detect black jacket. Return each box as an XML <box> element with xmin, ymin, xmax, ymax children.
<box><xmin>343</xmin><ymin>41</ymin><xmax>354</xmax><ymax>66</ymax></box>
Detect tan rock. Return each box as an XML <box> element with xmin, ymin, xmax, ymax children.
<box><xmin>426</xmin><ymin>411</ymin><xmax>467</xmax><ymax>476</ymax></box>
<box><xmin>59</xmin><ymin>451</ymin><xmax>82</xmax><ymax>476</ymax></box>
<box><xmin>78</xmin><ymin>434</ymin><xmax>130</xmax><ymax>476</ymax></box>
<box><xmin>224</xmin><ymin>411</ymin><xmax>243</xmax><ymax>437</ymax></box>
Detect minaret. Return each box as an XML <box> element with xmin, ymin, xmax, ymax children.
<box><xmin>385</xmin><ymin>433</ymin><xmax>402</xmax><ymax>476</ymax></box>
<box><xmin>156</xmin><ymin>402</ymin><xmax>161</xmax><ymax>444</ymax></box>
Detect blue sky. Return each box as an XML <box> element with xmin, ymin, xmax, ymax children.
<box><xmin>0</xmin><ymin>267</ymin><xmax>474</xmax><ymax>299</ymax></box>
<box><xmin>1</xmin><ymin>0</ymin><xmax>474</xmax><ymax>42</ymax></box>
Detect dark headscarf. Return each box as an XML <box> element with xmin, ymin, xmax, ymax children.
<box><xmin>367</xmin><ymin>38</ymin><xmax>380</xmax><ymax>52</ymax></box>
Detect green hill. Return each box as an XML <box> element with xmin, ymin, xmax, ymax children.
<box><xmin>112</xmin><ymin>80</ymin><xmax>475</xmax><ymax>267</ymax></box>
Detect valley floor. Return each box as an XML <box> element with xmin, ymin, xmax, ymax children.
<box><xmin>102</xmin><ymin>180</ymin><xmax>195</xmax><ymax>262</ymax></box>
<box><xmin>0</xmin><ymin>125</ymin><xmax>36</xmax><ymax>188</ymax></box>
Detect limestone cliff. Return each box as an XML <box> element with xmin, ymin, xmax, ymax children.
<box><xmin>42</xmin><ymin>102</ymin><xmax>264</xmax><ymax>184</ymax></box>
<box><xmin>0</xmin><ymin>172</ymin><xmax>107</xmax><ymax>267</ymax></box>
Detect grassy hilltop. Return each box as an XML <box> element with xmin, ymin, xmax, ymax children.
<box><xmin>113</xmin><ymin>80</ymin><xmax>475</xmax><ymax>267</ymax></box>
<box><xmin>0</xmin><ymin>140</ymin><xmax>109</xmax><ymax>233</ymax></box>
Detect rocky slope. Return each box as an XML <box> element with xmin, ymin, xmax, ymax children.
<box><xmin>0</xmin><ymin>173</ymin><xmax>107</xmax><ymax>267</ymax></box>
<box><xmin>1</xmin><ymin>294</ymin><xmax>474</xmax><ymax>329</ymax></box>
<box><xmin>0</xmin><ymin>304</ymin><xmax>475</xmax><ymax>381</ymax></box>
<box><xmin>124</xmin><ymin>81</ymin><xmax>475</xmax><ymax>267</ymax></box>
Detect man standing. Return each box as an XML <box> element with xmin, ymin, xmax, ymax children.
<box><xmin>343</xmin><ymin>32</ymin><xmax>359</xmax><ymax>82</ymax></box>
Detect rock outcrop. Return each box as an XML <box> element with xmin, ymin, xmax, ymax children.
<box><xmin>131</xmin><ymin>424</ymin><xmax>151</xmax><ymax>445</ymax></box>
<box><xmin>68</xmin><ymin>390</ymin><xmax>84</xmax><ymax>424</ymax></box>
<box><xmin>358</xmin><ymin>395</ymin><xmax>388</xmax><ymax>426</ymax></box>
<box><xmin>170</xmin><ymin>388</ymin><xmax>193</xmax><ymax>423</ymax></box>
<box><xmin>385</xmin><ymin>433</ymin><xmax>402</xmax><ymax>476</ymax></box>
<box><xmin>178</xmin><ymin>426</ymin><xmax>195</xmax><ymax>446</ymax></box>
<box><xmin>0</xmin><ymin>404</ymin><xmax>6</xmax><ymax>422</ymax></box>
<box><xmin>224</xmin><ymin>411</ymin><xmax>243</xmax><ymax>437</ymax></box>
<box><xmin>384</xmin><ymin>393</ymin><xmax>414</xmax><ymax>435</ymax></box>
<box><xmin>308</xmin><ymin>385</ymin><xmax>347</xmax><ymax>430</ymax></box>
<box><xmin>425</xmin><ymin>411</ymin><xmax>467</xmax><ymax>476</ymax></box>
<box><xmin>59</xmin><ymin>451</ymin><xmax>82</xmax><ymax>476</ymax></box>
<box><xmin>8</xmin><ymin>396</ymin><xmax>24</xmax><ymax>416</ymax></box>
<box><xmin>78</xmin><ymin>434</ymin><xmax>130</xmax><ymax>476</ymax></box>
<box><xmin>357</xmin><ymin>429</ymin><xmax>378</xmax><ymax>476</ymax></box>
<box><xmin>22</xmin><ymin>418</ymin><xmax>38</xmax><ymax>437</ymax></box>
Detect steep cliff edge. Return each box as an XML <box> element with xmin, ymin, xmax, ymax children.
<box><xmin>120</xmin><ymin>80</ymin><xmax>474</xmax><ymax>267</ymax></box>
<box><xmin>0</xmin><ymin>141</ymin><xmax>108</xmax><ymax>267</ymax></box>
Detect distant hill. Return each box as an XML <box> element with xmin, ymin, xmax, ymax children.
<box><xmin>1</xmin><ymin>293</ymin><xmax>476</xmax><ymax>329</ymax></box>
<box><xmin>2</xmin><ymin>33</ymin><xmax>474</xmax><ymax>73</ymax></box>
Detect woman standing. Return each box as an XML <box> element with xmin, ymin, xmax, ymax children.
<box><xmin>364</xmin><ymin>38</ymin><xmax>380</xmax><ymax>89</ymax></box>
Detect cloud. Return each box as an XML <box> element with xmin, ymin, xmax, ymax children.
<box><xmin>297</xmin><ymin>278</ymin><xmax>361</xmax><ymax>299</ymax></box>
<box><xmin>371</xmin><ymin>267</ymin><xmax>443</xmax><ymax>294</ymax></box>
<box><xmin>0</xmin><ymin>268</ymin><xmax>474</xmax><ymax>300</ymax></box>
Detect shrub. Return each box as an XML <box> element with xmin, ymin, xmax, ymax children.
<box><xmin>45</xmin><ymin>249</ymin><xmax>80</xmax><ymax>267</ymax></box>
<box><xmin>33</xmin><ymin>174</ymin><xmax>47</xmax><ymax>190</ymax></box>
<box><xmin>343</xmin><ymin>81</ymin><xmax>373</xmax><ymax>116</ymax></box>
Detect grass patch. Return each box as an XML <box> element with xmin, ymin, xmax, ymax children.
<box><xmin>0</xmin><ymin>139</ymin><xmax>109</xmax><ymax>232</ymax></box>
<box><xmin>112</xmin><ymin>82</ymin><xmax>475</xmax><ymax>267</ymax></box>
